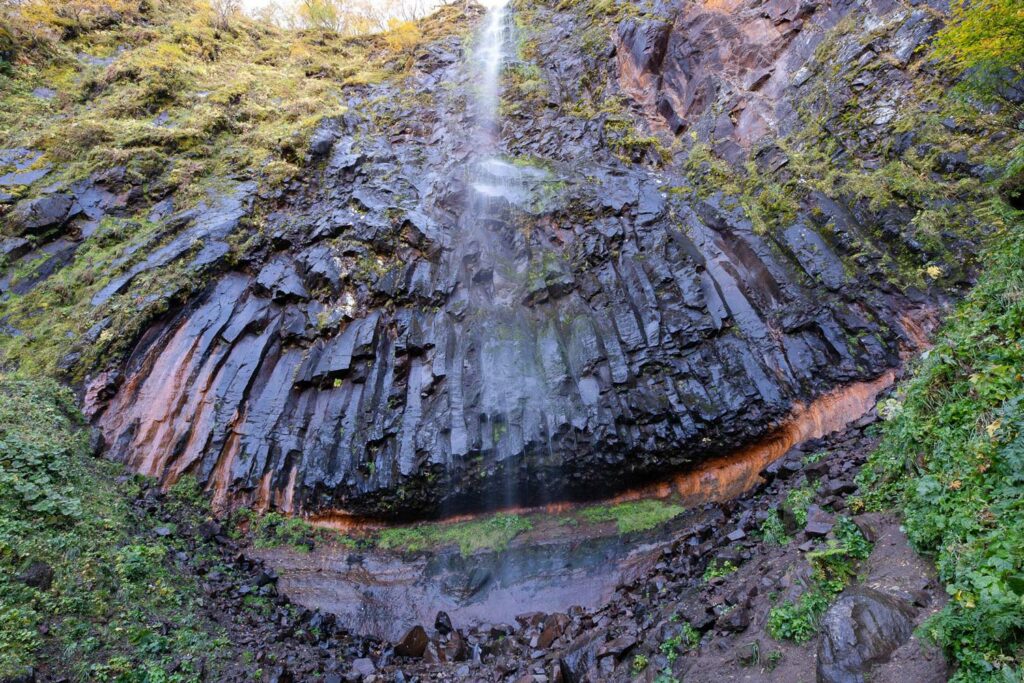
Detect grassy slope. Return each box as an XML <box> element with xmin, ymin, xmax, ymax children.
<box><xmin>854</xmin><ymin>5</ymin><xmax>1024</xmax><ymax>680</ymax></box>
<box><xmin>0</xmin><ymin>378</ymin><xmax>229</xmax><ymax>681</ymax></box>
<box><xmin>857</xmin><ymin>207</ymin><xmax>1024</xmax><ymax>681</ymax></box>
<box><xmin>0</xmin><ymin>0</ymin><xmax>456</xmax><ymax>378</ymax></box>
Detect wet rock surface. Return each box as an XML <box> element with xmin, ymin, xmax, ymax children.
<box><xmin>241</xmin><ymin>417</ymin><xmax>942</xmax><ymax>682</ymax></box>
<box><xmin>817</xmin><ymin>586</ymin><xmax>914</xmax><ymax>683</ymax></box>
<box><xmin>73</xmin><ymin>0</ymin><xmax>953</xmax><ymax>519</ymax></box>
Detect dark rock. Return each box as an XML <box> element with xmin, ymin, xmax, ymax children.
<box><xmin>597</xmin><ymin>634</ymin><xmax>637</xmax><ymax>659</ymax></box>
<box><xmin>8</xmin><ymin>193</ymin><xmax>74</xmax><ymax>236</ymax></box>
<box><xmin>817</xmin><ymin>587</ymin><xmax>915</xmax><ymax>683</ymax></box>
<box><xmin>443</xmin><ymin>630</ymin><xmax>469</xmax><ymax>662</ymax></box>
<box><xmin>266</xmin><ymin>666</ymin><xmax>293</xmax><ymax>683</ymax></box>
<box><xmin>1</xmin><ymin>667</ymin><xmax>36</xmax><ymax>683</ymax></box>
<box><xmin>197</xmin><ymin>520</ymin><xmax>221</xmax><ymax>540</ymax></box>
<box><xmin>350</xmin><ymin>658</ymin><xmax>375</xmax><ymax>677</ymax></box>
<box><xmin>256</xmin><ymin>570</ymin><xmax>278</xmax><ymax>587</ymax></box>
<box><xmin>395</xmin><ymin>625</ymin><xmax>429</xmax><ymax>658</ymax></box>
<box><xmin>559</xmin><ymin>631</ymin><xmax>605</xmax><ymax>682</ymax></box>
<box><xmin>422</xmin><ymin>641</ymin><xmax>443</xmax><ymax>664</ymax></box>
<box><xmin>308</xmin><ymin>118</ymin><xmax>341</xmax><ymax>159</ymax></box>
<box><xmin>435</xmin><ymin>610</ymin><xmax>453</xmax><ymax>635</ymax></box>
<box><xmin>536</xmin><ymin>613</ymin><xmax>570</xmax><ymax>650</ymax></box>
<box><xmin>87</xmin><ymin>0</ymin><xmax>944</xmax><ymax>524</ymax></box>
<box><xmin>675</xmin><ymin>594</ymin><xmax>715</xmax><ymax>631</ymax></box>
<box><xmin>719</xmin><ymin>606</ymin><xmax>751</xmax><ymax>633</ymax></box>
<box><xmin>804</xmin><ymin>505</ymin><xmax>835</xmax><ymax>537</ymax></box>
<box><xmin>17</xmin><ymin>562</ymin><xmax>54</xmax><ymax>591</ymax></box>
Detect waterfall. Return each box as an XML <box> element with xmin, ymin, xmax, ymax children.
<box><xmin>445</xmin><ymin>0</ymin><xmax>563</xmax><ymax>510</ymax></box>
<box><xmin>474</xmin><ymin>0</ymin><xmax>510</xmax><ymax>151</ymax></box>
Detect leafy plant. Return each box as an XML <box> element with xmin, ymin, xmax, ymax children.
<box><xmin>802</xmin><ymin>450</ymin><xmax>828</xmax><ymax>465</ymax></box>
<box><xmin>785</xmin><ymin>484</ymin><xmax>817</xmax><ymax>527</ymax></box>
<box><xmin>767</xmin><ymin>590</ymin><xmax>831</xmax><ymax>643</ymax></box>
<box><xmin>250</xmin><ymin>512</ymin><xmax>319</xmax><ymax>552</ymax></box>
<box><xmin>858</xmin><ymin>208</ymin><xmax>1024</xmax><ymax>680</ymax></box>
<box><xmin>0</xmin><ymin>378</ymin><xmax>230</xmax><ymax>679</ymax></box>
<box><xmin>758</xmin><ymin>510</ymin><xmax>791</xmax><ymax>546</ymax></box>
<box><xmin>660</xmin><ymin>622</ymin><xmax>700</xmax><ymax>664</ymax></box>
<box><xmin>703</xmin><ymin>559</ymin><xmax>739</xmax><ymax>582</ymax></box>
<box><xmin>834</xmin><ymin>516</ymin><xmax>871</xmax><ymax>560</ymax></box>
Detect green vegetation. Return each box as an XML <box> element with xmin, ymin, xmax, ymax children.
<box><xmin>931</xmin><ymin>0</ymin><xmax>1024</xmax><ymax>94</ymax></box>
<box><xmin>0</xmin><ymin>0</ymin><xmax>454</xmax><ymax>191</ymax></box>
<box><xmin>767</xmin><ymin>590</ymin><xmax>831</xmax><ymax>643</ymax></box>
<box><xmin>0</xmin><ymin>377</ymin><xmax>230</xmax><ymax>680</ymax></box>
<box><xmin>767</xmin><ymin>516</ymin><xmax>872</xmax><ymax>643</ymax></box>
<box><xmin>857</xmin><ymin>206</ymin><xmax>1024</xmax><ymax>680</ymax></box>
<box><xmin>802</xmin><ymin>450</ymin><xmax>828</xmax><ymax>465</ymax></box>
<box><xmin>835</xmin><ymin>23</ymin><xmax>1024</xmax><ymax>678</ymax></box>
<box><xmin>667</xmin><ymin>3</ymin><xmax>1024</xmax><ymax>291</ymax></box>
<box><xmin>632</xmin><ymin>653</ymin><xmax>649</xmax><ymax>672</ymax></box>
<box><xmin>233</xmin><ymin>508</ymin><xmax>352</xmax><ymax>553</ymax></box>
<box><xmin>784</xmin><ymin>483</ymin><xmax>817</xmax><ymax>527</ymax></box>
<box><xmin>758</xmin><ymin>510</ymin><xmax>791</xmax><ymax>546</ymax></box>
<box><xmin>238</xmin><ymin>497</ymin><xmax>689</xmax><ymax>558</ymax></box>
<box><xmin>376</xmin><ymin>513</ymin><xmax>532</xmax><ymax>557</ymax></box>
<box><xmin>577</xmin><ymin>499</ymin><xmax>685</xmax><ymax>534</ymax></box>
<box><xmin>702</xmin><ymin>559</ymin><xmax>738</xmax><ymax>582</ymax></box>
<box><xmin>660</xmin><ymin>622</ymin><xmax>700</xmax><ymax>663</ymax></box>
<box><xmin>0</xmin><ymin>0</ymin><xmax>467</xmax><ymax>378</ymax></box>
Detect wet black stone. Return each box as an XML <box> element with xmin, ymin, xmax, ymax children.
<box><xmin>435</xmin><ymin>611</ymin><xmax>454</xmax><ymax>635</ymax></box>
<box><xmin>8</xmin><ymin>193</ymin><xmax>74</xmax><ymax>236</ymax></box>
<box><xmin>817</xmin><ymin>587</ymin><xmax>915</xmax><ymax>683</ymax></box>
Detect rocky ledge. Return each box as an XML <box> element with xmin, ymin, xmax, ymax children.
<box><xmin>377</xmin><ymin>420</ymin><xmax>947</xmax><ymax>682</ymax></box>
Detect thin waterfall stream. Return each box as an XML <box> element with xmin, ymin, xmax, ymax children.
<box><xmin>449</xmin><ymin>0</ymin><xmax>562</xmax><ymax>512</ymax></box>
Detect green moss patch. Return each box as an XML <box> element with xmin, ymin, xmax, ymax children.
<box><xmin>375</xmin><ymin>513</ymin><xmax>533</xmax><ymax>557</ymax></box>
<box><xmin>577</xmin><ymin>499</ymin><xmax>685</xmax><ymax>534</ymax></box>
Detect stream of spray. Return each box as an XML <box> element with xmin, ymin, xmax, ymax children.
<box><xmin>449</xmin><ymin>0</ymin><xmax>562</xmax><ymax>511</ymax></box>
<box><xmin>475</xmin><ymin>0</ymin><xmax>509</xmax><ymax>152</ymax></box>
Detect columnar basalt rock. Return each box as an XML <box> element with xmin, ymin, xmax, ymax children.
<box><xmin>77</xmin><ymin>0</ymin><xmax>956</xmax><ymax>519</ymax></box>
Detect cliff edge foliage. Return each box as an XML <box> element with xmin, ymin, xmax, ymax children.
<box><xmin>0</xmin><ymin>0</ymin><xmax>463</xmax><ymax>377</ymax></box>
<box><xmin>857</xmin><ymin>3</ymin><xmax>1024</xmax><ymax>680</ymax></box>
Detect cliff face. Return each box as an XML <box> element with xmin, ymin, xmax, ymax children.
<box><xmin>2</xmin><ymin>0</ymin><xmax>1005</xmax><ymax>519</ymax></box>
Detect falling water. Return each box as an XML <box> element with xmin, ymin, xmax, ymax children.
<box><xmin>474</xmin><ymin>0</ymin><xmax>510</xmax><ymax>151</ymax></box>
<box><xmin>446</xmin><ymin>0</ymin><xmax>564</xmax><ymax>510</ymax></box>
<box><xmin>466</xmin><ymin>0</ymin><xmax>520</xmax><ymax>232</ymax></box>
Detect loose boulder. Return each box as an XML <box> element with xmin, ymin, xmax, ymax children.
<box><xmin>817</xmin><ymin>586</ymin><xmax>915</xmax><ymax>683</ymax></box>
<box><xmin>7</xmin><ymin>193</ymin><xmax>74</xmax><ymax>236</ymax></box>
<box><xmin>17</xmin><ymin>561</ymin><xmax>54</xmax><ymax>591</ymax></box>
<box><xmin>395</xmin><ymin>625</ymin><xmax>429</xmax><ymax>658</ymax></box>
